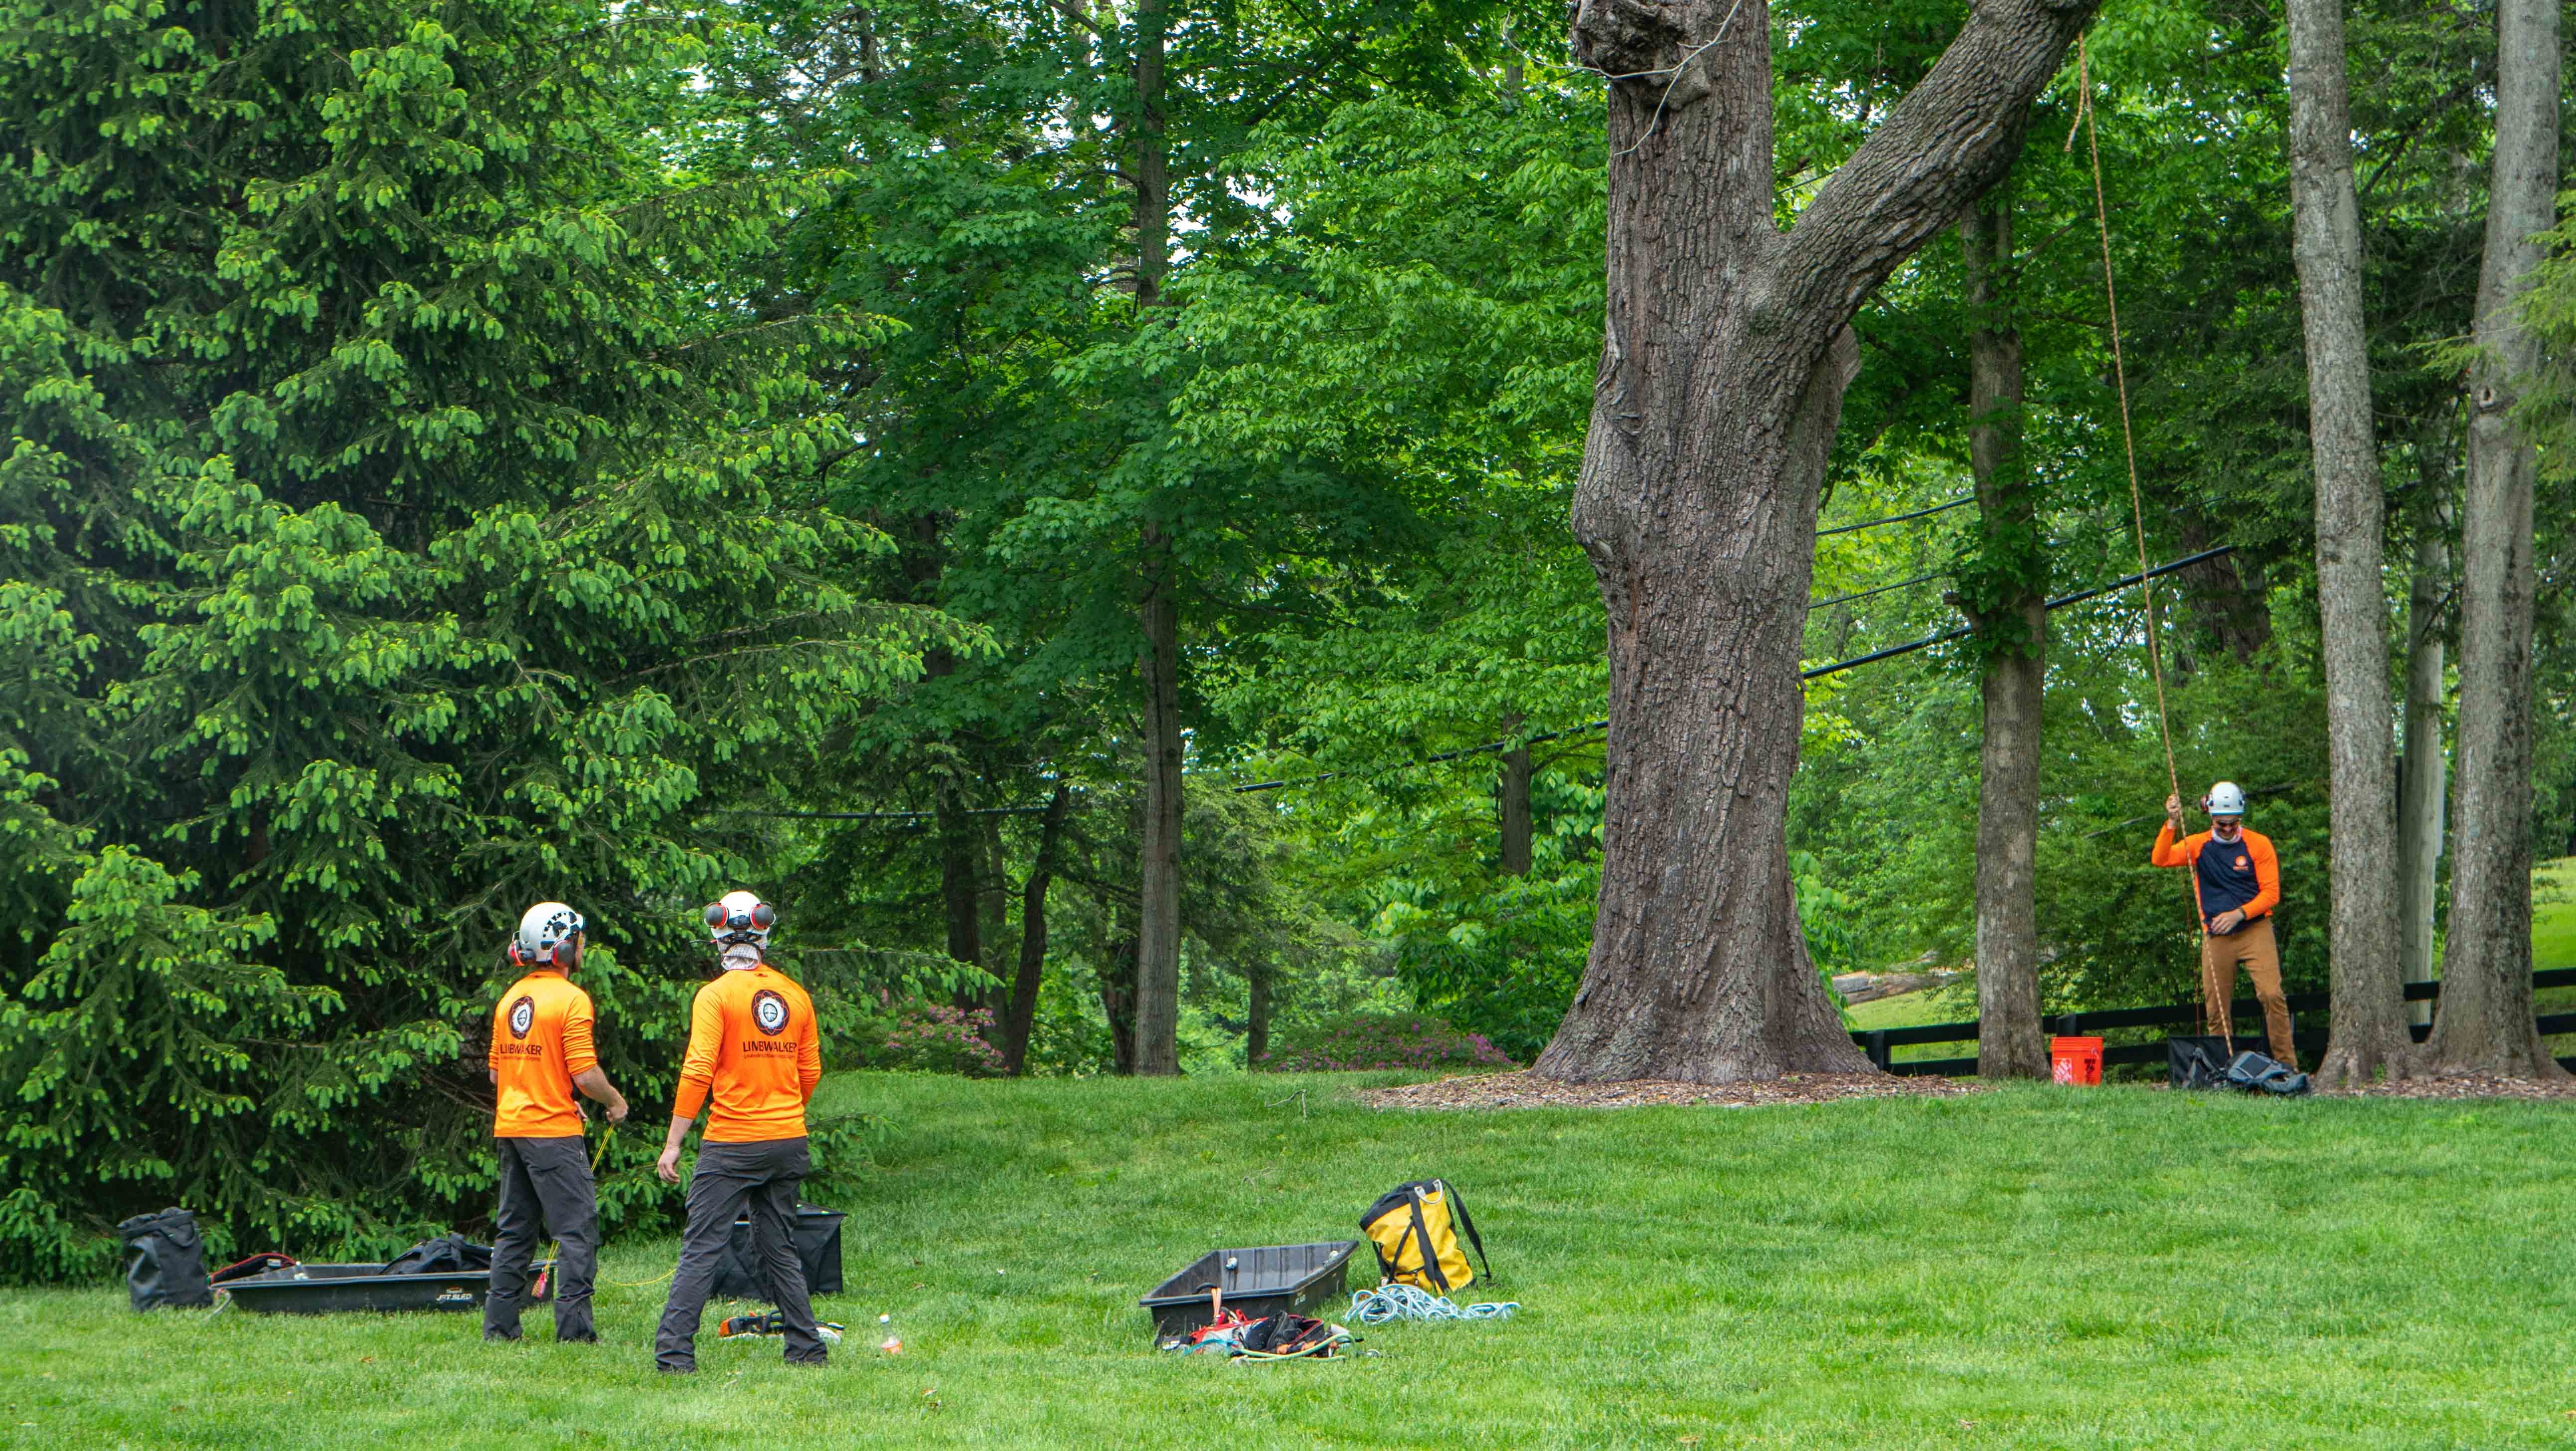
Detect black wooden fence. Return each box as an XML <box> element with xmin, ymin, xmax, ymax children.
<box><xmin>1852</xmin><ymin>967</ymin><xmax>2576</xmax><ymax>1076</ymax></box>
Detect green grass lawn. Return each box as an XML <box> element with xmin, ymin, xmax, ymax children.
<box><xmin>10</xmin><ymin>1073</ymin><xmax>2576</xmax><ymax>1449</ymax></box>
<box><xmin>1844</xmin><ymin>985</ymin><xmax>1978</xmax><ymax>1064</ymax></box>
<box><xmin>2537</xmin><ymin>857</ymin><xmax>2576</xmax><ymax>971</ymax></box>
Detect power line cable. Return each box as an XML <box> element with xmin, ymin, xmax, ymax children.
<box><xmin>715</xmin><ymin>805</ymin><xmax>1055</xmax><ymax>821</ymax></box>
<box><xmin>1814</xmin><ymin>493</ymin><xmax>1973</xmax><ymax>537</ymax></box>
<box><xmin>723</xmin><ymin>546</ymin><xmax>2232</xmax><ymax>812</ymax></box>
<box><xmin>1242</xmin><ymin>545</ymin><xmax>2232</xmax><ymax>791</ymax></box>
<box><xmin>1797</xmin><ymin>545</ymin><xmax>2232</xmax><ymax>681</ymax></box>
<box><xmin>1809</xmin><ymin>571</ymin><xmax>1942</xmax><ymax>611</ymax></box>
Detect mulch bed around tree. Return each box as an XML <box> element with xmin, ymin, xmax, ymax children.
<box><xmin>1358</xmin><ymin>1070</ymin><xmax>1992</xmax><ymax>1112</ymax></box>
<box><xmin>2313</xmin><ymin>1072</ymin><xmax>2576</xmax><ymax>1101</ymax></box>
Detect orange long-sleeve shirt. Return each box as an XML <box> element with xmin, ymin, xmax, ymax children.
<box><xmin>489</xmin><ymin>969</ymin><xmax>598</xmax><ymax>1138</ymax></box>
<box><xmin>671</xmin><ymin>964</ymin><xmax>821</xmax><ymax>1142</ymax></box>
<box><xmin>2152</xmin><ymin>821</ymin><xmax>2280</xmax><ymax>930</ymax></box>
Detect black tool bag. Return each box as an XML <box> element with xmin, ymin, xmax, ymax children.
<box><xmin>383</xmin><ymin>1233</ymin><xmax>492</xmax><ymax>1276</ymax></box>
<box><xmin>711</xmin><ymin>1204</ymin><xmax>844</xmax><ymax>1302</ymax></box>
<box><xmin>2166</xmin><ymin>1036</ymin><xmax>2237</xmax><ymax>1090</ymax></box>
<box><xmin>118</xmin><ymin>1208</ymin><xmax>212</xmax><ymax>1310</ymax></box>
<box><xmin>2223</xmin><ymin>1050</ymin><xmax>2312</xmax><ymax>1096</ymax></box>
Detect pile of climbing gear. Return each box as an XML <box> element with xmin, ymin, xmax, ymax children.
<box><xmin>1149</xmin><ymin>1176</ymin><xmax>1515</xmax><ymax>1358</ymax></box>
<box><xmin>1164</xmin><ymin>1307</ymin><xmax>1355</xmax><ymax>1362</ymax></box>
<box><xmin>2169</xmin><ymin>1038</ymin><xmax>2312</xmax><ymax>1095</ymax></box>
<box><xmin>1348</xmin><ymin>1282</ymin><xmax>1518</xmax><ymax>1325</ymax></box>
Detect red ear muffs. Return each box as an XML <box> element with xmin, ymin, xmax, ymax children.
<box><xmin>508</xmin><ymin>943</ymin><xmax>525</xmax><ymax>966</ymax></box>
<box><xmin>704</xmin><ymin>902</ymin><xmax>727</xmax><ymax>928</ymax></box>
<box><xmin>751</xmin><ymin>902</ymin><xmax>776</xmax><ymax>930</ymax></box>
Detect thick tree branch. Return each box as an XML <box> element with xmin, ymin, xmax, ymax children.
<box><xmin>1777</xmin><ymin>0</ymin><xmax>2097</xmax><ymax>334</ymax></box>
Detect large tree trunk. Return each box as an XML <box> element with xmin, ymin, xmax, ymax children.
<box><xmin>2428</xmin><ymin>0</ymin><xmax>2561</xmax><ymax>1078</ymax></box>
<box><xmin>1960</xmin><ymin>184</ymin><xmax>2048</xmax><ymax>1081</ymax></box>
<box><xmin>1533</xmin><ymin>0</ymin><xmax>2096</xmax><ymax>1084</ymax></box>
<box><xmin>2287</xmin><ymin>0</ymin><xmax>2408</xmax><ymax>1086</ymax></box>
<box><xmin>1000</xmin><ymin>784</ymin><xmax>1070</xmax><ymax>1075</ymax></box>
<box><xmin>2396</xmin><ymin>495</ymin><xmax>2449</xmax><ymax>1029</ymax></box>
<box><xmin>1126</xmin><ymin>0</ymin><xmax>1184</xmax><ymax>1076</ymax></box>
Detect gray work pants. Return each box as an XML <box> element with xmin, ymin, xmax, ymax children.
<box><xmin>653</xmin><ymin>1138</ymin><xmax>823</xmax><ymax>1370</ymax></box>
<box><xmin>485</xmin><ymin>1135</ymin><xmax>598</xmax><ymax>1342</ymax></box>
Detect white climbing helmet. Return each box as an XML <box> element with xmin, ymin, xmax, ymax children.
<box><xmin>2203</xmin><ymin>781</ymin><xmax>2247</xmax><ymax>817</ymax></box>
<box><xmin>513</xmin><ymin>901</ymin><xmax>585</xmax><ymax>967</ymax></box>
<box><xmin>703</xmin><ymin>889</ymin><xmax>776</xmax><ymax>953</ymax></box>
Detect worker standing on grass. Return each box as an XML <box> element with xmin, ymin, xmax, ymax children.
<box><xmin>2152</xmin><ymin>782</ymin><xmax>2296</xmax><ymax>1069</ymax></box>
<box><xmin>486</xmin><ymin>901</ymin><xmax>628</xmax><ymax>1344</ymax></box>
<box><xmin>652</xmin><ymin>890</ymin><xmax>826</xmax><ymax>1373</ymax></box>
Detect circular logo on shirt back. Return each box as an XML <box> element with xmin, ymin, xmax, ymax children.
<box><xmin>507</xmin><ymin>996</ymin><xmax>536</xmax><ymax>1040</ymax></box>
<box><xmin>752</xmin><ymin>988</ymin><xmax>791</xmax><ymax>1036</ymax></box>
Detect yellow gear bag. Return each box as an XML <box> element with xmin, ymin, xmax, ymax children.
<box><xmin>1360</xmin><ymin>1178</ymin><xmax>1491</xmax><ymax>1295</ymax></box>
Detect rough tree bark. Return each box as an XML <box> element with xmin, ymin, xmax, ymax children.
<box><xmin>1127</xmin><ymin>0</ymin><xmax>1184</xmax><ymax>1076</ymax></box>
<box><xmin>1532</xmin><ymin>0</ymin><xmax>2097</xmax><ymax>1083</ymax></box>
<box><xmin>1246</xmin><ymin>957</ymin><xmax>1273</xmax><ymax>1066</ymax></box>
<box><xmin>1000</xmin><ymin>784</ymin><xmax>1071</xmax><ymax>1075</ymax></box>
<box><xmin>2397</xmin><ymin>501</ymin><xmax>2448</xmax><ymax>1029</ymax></box>
<box><xmin>1500</xmin><ymin>714</ymin><xmax>1534</xmax><ymax>876</ymax></box>
<box><xmin>1959</xmin><ymin>183</ymin><xmax>2048</xmax><ymax>1080</ymax></box>
<box><xmin>2428</xmin><ymin>0</ymin><xmax>2561</xmax><ymax>1078</ymax></box>
<box><xmin>938</xmin><ymin>796</ymin><xmax>982</xmax><ymax>980</ymax></box>
<box><xmin>1101</xmin><ymin>921</ymin><xmax>1140</xmax><ymax>1075</ymax></box>
<box><xmin>2175</xmin><ymin>514</ymin><xmax>2272</xmax><ymax>667</ymax></box>
<box><xmin>980</xmin><ymin>814</ymin><xmax>1009</xmax><ymax>970</ymax></box>
<box><xmin>2287</xmin><ymin>0</ymin><xmax>2409</xmax><ymax>1086</ymax></box>
<box><xmin>1134</xmin><ymin>534</ymin><xmax>1184</xmax><ymax>1076</ymax></box>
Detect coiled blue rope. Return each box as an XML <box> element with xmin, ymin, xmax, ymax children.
<box><xmin>1349</xmin><ymin>1284</ymin><xmax>1518</xmax><ymax>1325</ymax></box>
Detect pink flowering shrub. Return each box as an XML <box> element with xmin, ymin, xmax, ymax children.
<box><xmin>861</xmin><ymin>1003</ymin><xmax>1006</xmax><ymax>1077</ymax></box>
<box><xmin>1258</xmin><ymin>1013</ymin><xmax>1516</xmax><ymax>1073</ymax></box>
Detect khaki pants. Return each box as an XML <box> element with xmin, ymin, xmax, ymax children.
<box><xmin>2201</xmin><ymin>916</ymin><xmax>2294</xmax><ymax>1067</ymax></box>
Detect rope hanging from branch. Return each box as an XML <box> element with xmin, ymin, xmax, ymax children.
<box><xmin>2069</xmin><ymin>35</ymin><xmax>2223</xmax><ymax>1049</ymax></box>
<box><xmin>2068</xmin><ymin>34</ymin><xmax>2181</xmax><ymax>805</ymax></box>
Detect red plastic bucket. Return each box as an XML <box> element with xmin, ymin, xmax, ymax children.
<box><xmin>2049</xmin><ymin>1035</ymin><xmax>2104</xmax><ymax>1086</ymax></box>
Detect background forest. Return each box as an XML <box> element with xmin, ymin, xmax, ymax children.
<box><xmin>1</xmin><ymin>0</ymin><xmax>2570</xmax><ymax>1278</ymax></box>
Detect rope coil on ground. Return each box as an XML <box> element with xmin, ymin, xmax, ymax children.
<box><xmin>1348</xmin><ymin>1284</ymin><xmax>1518</xmax><ymax>1324</ymax></box>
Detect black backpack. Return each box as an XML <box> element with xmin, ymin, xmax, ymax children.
<box><xmin>117</xmin><ymin>1208</ymin><xmax>212</xmax><ymax>1310</ymax></box>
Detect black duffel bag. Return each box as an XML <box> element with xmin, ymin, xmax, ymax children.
<box><xmin>118</xmin><ymin>1208</ymin><xmax>212</xmax><ymax>1310</ymax></box>
<box><xmin>383</xmin><ymin>1233</ymin><xmax>492</xmax><ymax>1276</ymax></box>
<box><xmin>711</xmin><ymin>1204</ymin><xmax>844</xmax><ymax>1303</ymax></box>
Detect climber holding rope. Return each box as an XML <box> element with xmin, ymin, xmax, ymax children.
<box><xmin>2153</xmin><ymin>784</ymin><xmax>2295</xmax><ymax>1070</ymax></box>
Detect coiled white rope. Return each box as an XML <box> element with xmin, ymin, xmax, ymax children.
<box><xmin>1349</xmin><ymin>1284</ymin><xmax>1518</xmax><ymax>1324</ymax></box>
